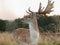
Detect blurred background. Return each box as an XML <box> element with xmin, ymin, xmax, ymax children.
<box><xmin>0</xmin><ymin>0</ymin><xmax>60</xmax><ymax>20</ymax></box>
<box><xmin>0</xmin><ymin>0</ymin><xmax>60</xmax><ymax>33</ymax></box>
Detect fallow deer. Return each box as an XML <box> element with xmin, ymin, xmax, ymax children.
<box><xmin>14</xmin><ymin>0</ymin><xmax>54</xmax><ymax>45</ymax></box>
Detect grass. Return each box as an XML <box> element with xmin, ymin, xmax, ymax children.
<box><xmin>0</xmin><ymin>32</ymin><xmax>60</xmax><ymax>45</ymax></box>
<box><xmin>38</xmin><ymin>40</ymin><xmax>60</xmax><ymax>45</ymax></box>
<box><xmin>38</xmin><ymin>33</ymin><xmax>60</xmax><ymax>45</ymax></box>
<box><xmin>0</xmin><ymin>32</ymin><xmax>17</xmax><ymax>45</ymax></box>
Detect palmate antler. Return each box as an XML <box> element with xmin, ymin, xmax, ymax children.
<box><xmin>38</xmin><ymin>2</ymin><xmax>44</xmax><ymax>13</ymax></box>
<box><xmin>38</xmin><ymin>0</ymin><xmax>54</xmax><ymax>15</ymax></box>
<box><xmin>42</xmin><ymin>0</ymin><xmax>54</xmax><ymax>14</ymax></box>
<box><xmin>26</xmin><ymin>0</ymin><xmax>54</xmax><ymax>15</ymax></box>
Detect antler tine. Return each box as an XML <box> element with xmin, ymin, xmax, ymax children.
<box><xmin>28</xmin><ymin>7</ymin><xmax>33</xmax><ymax>13</ymax></box>
<box><xmin>43</xmin><ymin>0</ymin><xmax>54</xmax><ymax>14</ymax></box>
<box><xmin>38</xmin><ymin>2</ymin><xmax>44</xmax><ymax>13</ymax></box>
<box><xmin>38</xmin><ymin>2</ymin><xmax>41</xmax><ymax>12</ymax></box>
<box><xmin>26</xmin><ymin>10</ymin><xmax>31</xmax><ymax>14</ymax></box>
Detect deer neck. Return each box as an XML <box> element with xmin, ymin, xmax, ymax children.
<box><xmin>30</xmin><ymin>15</ymin><xmax>39</xmax><ymax>32</ymax></box>
<box><xmin>28</xmin><ymin>16</ymin><xmax>39</xmax><ymax>44</ymax></box>
<box><xmin>29</xmin><ymin>21</ymin><xmax>39</xmax><ymax>31</ymax></box>
<box><xmin>29</xmin><ymin>15</ymin><xmax>39</xmax><ymax>32</ymax></box>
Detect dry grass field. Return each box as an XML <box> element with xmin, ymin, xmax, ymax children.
<box><xmin>0</xmin><ymin>32</ymin><xmax>17</xmax><ymax>45</ymax></box>
<box><xmin>0</xmin><ymin>32</ymin><xmax>60</xmax><ymax>45</ymax></box>
<box><xmin>39</xmin><ymin>33</ymin><xmax>60</xmax><ymax>45</ymax></box>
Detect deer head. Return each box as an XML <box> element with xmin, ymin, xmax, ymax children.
<box><xmin>23</xmin><ymin>0</ymin><xmax>54</xmax><ymax>24</ymax></box>
<box><xmin>23</xmin><ymin>14</ymin><xmax>36</xmax><ymax>24</ymax></box>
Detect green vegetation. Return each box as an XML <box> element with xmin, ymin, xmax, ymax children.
<box><xmin>0</xmin><ymin>15</ymin><xmax>60</xmax><ymax>32</ymax></box>
<box><xmin>0</xmin><ymin>20</ymin><xmax>6</xmax><ymax>32</ymax></box>
<box><xmin>14</xmin><ymin>18</ymin><xmax>28</xmax><ymax>29</ymax></box>
<box><xmin>38</xmin><ymin>15</ymin><xmax>56</xmax><ymax>32</ymax></box>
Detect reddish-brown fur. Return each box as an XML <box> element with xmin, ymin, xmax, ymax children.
<box><xmin>14</xmin><ymin>28</ymin><xmax>30</xmax><ymax>43</ymax></box>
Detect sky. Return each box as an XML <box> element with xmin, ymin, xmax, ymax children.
<box><xmin>0</xmin><ymin>0</ymin><xmax>60</xmax><ymax>20</ymax></box>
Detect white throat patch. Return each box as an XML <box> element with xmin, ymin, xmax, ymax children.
<box><xmin>29</xmin><ymin>22</ymin><xmax>39</xmax><ymax>44</ymax></box>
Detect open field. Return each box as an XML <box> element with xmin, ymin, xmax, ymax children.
<box><xmin>0</xmin><ymin>32</ymin><xmax>17</xmax><ymax>45</ymax></box>
<box><xmin>39</xmin><ymin>33</ymin><xmax>60</xmax><ymax>45</ymax></box>
<box><xmin>0</xmin><ymin>32</ymin><xmax>60</xmax><ymax>45</ymax></box>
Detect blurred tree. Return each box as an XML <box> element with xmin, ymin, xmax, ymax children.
<box><xmin>0</xmin><ymin>19</ymin><xmax>6</xmax><ymax>32</ymax></box>
<box><xmin>38</xmin><ymin>15</ymin><xmax>56</xmax><ymax>32</ymax></box>
<box><xmin>5</xmin><ymin>20</ymin><xmax>17</xmax><ymax>32</ymax></box>
<box><xmin>0</xmin><ymin>15</ymin><xmax>58</xmax><ymax>32</ymax></box>
<box><xmin>14</xmin><ymin>18</ymin><xmax>28</xmax><ymax>29</ymax></box>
